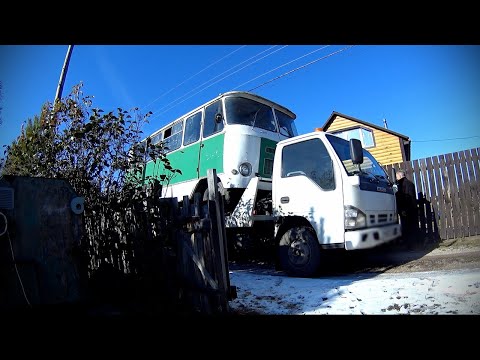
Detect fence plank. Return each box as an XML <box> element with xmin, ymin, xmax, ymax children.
<box><xmin>454</xmin><ymin>152</ymin><xmax>470</xmax><ymax>237</ymax></box>
<box><xmin>193</xmin><ymin>192</ymin><xmax>210</xmax><ymax>313</ymax></box>
<box><xmin>419</xmin><ymin>158</ymin><xmax>434</xmax><ymax>239</ymax></box>
<box><xmin>425</xmin><ymin>157</ymin><xmax>440</xmax><ymax>241</ymax></box>
<box><xmin>182</xmin><ymin>194</ymin><xmax>201</xmax><ymax>312</ymax></box>
<box><xmin>431</xmin><ymin>156</ymin><xmax>446</xmax><ymax>239</ymax></box>
<box><xmin>404</xmin><ymin>161</ymin><xmax>414</xmax><ymax>185</ymax></box>
<box><xmin>439</xmin><ymin>154</ymin><xmax>455</xmax><ymax>239</ymax></box>
<box><xmin>446</xmin><ymin>153</ymin><xmax>463</xmax><ymax>238</ymax></box>
<box><xmin>462</xmin><ymin>150</ymin><xmax>476</xmax><ymax>236</ymax></box>
<box><xmin>465</xmin><ymin>149</ymin><xmax>480</xmax><ymax>235</ymax></box>
<box><xmin>470</xmin><ymin>148</ymin><xmax>480</xmax><ymax>235</ymax></box>
<box><xmin>412</xmin><ymin>159</ymin><xmax>424</xmax><ymax>197</ymax></box>
<box><xmin>207</xmin><ymin>169</ymin><xmax>229</xmax><ymax>313</ymax></box>
<box><xmin>411</xmin><ymin>160</ymin><xmax>423</xmax><ymax>235</ymax></box>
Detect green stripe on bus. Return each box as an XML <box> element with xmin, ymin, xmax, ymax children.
<box><xmin>259</xmin><ymin>137</ymin><xmax>278</xmax><ymax>178</ymax></box>
<box><xmin>144</xmin><ymin>132</ymin><xmax>225</xmax><ymax>185</ymax></box>
<box><xmin>199</xmin><ymin>133</ymin><xmax>224</xmax><ymax>177</ymax></box>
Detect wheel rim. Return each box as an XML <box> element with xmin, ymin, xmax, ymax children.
<box><xmin>287</xmin><ymin>239</ymin><xmax>310</xmax><ymax>266</ymax></box>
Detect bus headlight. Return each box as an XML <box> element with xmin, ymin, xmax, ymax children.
<box><xmin>344</xmin><ymin>205</ymin><xmax>366</xmax><ymax>229</ymax></box>
<box><xmin>238</xmin><ymin>162</ymin><xmax>252</xmax><ymax>176</ymax></box>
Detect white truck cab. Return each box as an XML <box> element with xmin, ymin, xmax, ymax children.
<box><xmin>272</xmin><ymin>130</ymin><xmax>401</xmax><ymax>277</ymax></box>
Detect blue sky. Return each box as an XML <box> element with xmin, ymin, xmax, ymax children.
<box><xmin>1</xmin><ymin>45</ymin><xmax>479</xmax><ymax>161</ymax></box>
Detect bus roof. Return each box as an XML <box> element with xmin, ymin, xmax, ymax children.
<box><xmin>142</xmin><ymin>91</ymin><xmax>296</xmax><ymax>141</ymax></box>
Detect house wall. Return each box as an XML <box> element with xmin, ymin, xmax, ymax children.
<box><xmin>326</xmin><ymin>116</ymin><xmax>405</xmax><ymax>165</ymax></box>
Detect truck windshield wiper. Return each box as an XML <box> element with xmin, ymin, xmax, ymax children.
<box><xmin>352</xmin><ymin>169</ymin><xmax>380</xmax><ymax>182</ymax></box>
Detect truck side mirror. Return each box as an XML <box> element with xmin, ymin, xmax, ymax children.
<box><xmin>350</xmin><ymin>138</ymin><xmax>363</xmax><ymax>164</ymax></box>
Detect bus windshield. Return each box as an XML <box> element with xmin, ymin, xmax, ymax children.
<box><xmin>224</xmin><ymin>96</ymin><xmax>297</xmax><ymax>137</ymax></box>
<box><xmin>326</xmin><ymin>134</ymin><xmax>388</xmax><ymax>179</ymax></box>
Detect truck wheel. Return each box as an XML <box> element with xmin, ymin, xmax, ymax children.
<box><xmin>278</xmin><ymin>226</ymin><xmax>321</xmax><ymax>277</ymax></box>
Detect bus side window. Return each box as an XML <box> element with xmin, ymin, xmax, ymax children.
<box><xmin>151</xmin><ymin>133</ymin><xmax>162</xmax><ymax>145</ymax></box>
<box><xmin>184</xmin><ymin>112</ymin><xmax>202</xmax><ymax>146</ymax></box>
<box><xmin>163</xmin><ymin>121</ymin><xmax>183</xmax><ymax>153</ymax></box>
<box><xmin>203</xmin><ymin>100</ymin><xmax>224</xmax><ymax>138</ymax></box>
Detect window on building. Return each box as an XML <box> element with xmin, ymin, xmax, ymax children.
<box><xmin>332</xmin><ymin>127</ymin><xmax>375</xmax><ymax>148</ymax></box>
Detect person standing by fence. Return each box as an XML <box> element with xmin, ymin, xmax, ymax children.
<box><xmin>396</xmin><ymin>169</ymin><xmax>419</xmax><ymax>250</ymax></box>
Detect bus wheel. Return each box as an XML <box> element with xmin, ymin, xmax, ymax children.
<box><xmin>202</xmin><ymin>181</ymin><xmax>229</xmax><ymax>203</ymax></box>
<box><xmin>278</xmin><ymin>226</ymin><xmax>321</xmax><ymax>277</ymax></box>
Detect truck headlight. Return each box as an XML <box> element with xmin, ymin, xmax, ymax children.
<box><xmin>238</xmin><ymin>162</ymin><xmax>252</xmax><ymax>176</ymax></box>
<box><xmin>344</xmin><ymin>205</ymin><xmax>367</xmax><ymax>229</ymax></box>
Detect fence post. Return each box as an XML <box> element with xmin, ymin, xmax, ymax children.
<box><xmin>207</xmin><ymin>169</ymin><xmax>230</xmax><ymax>313</ymax></box>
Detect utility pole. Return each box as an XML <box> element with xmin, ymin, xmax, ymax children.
<box><xmin>54</xmin><ymin>45</ymin><xmax>74</xmax><ymax>104</ymax></box>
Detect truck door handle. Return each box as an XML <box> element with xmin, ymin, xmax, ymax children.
<box><xmin>280</xmin><ymin>196</ymin><xmax>289</xmax><ymax>204</ymax></box>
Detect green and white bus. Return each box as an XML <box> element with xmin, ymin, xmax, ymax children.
<box><xmin>140</xmin><ymin>91</ymin><xmax>298</xmax><ymax>218</ymax></box>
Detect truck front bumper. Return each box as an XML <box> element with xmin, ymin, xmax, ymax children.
<box><xmin>344</xmin><ymin>223</ymin><xmax>401</xmax><ymax>250</ymax></box>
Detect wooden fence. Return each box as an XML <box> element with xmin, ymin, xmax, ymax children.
<box><xmin>173</xmin><ymin>169</ymin><xmax>234</xmax><ymax>314</ymax></box>
<box><xmin>384</xmin><ymin>147</ymin><xmax>480</xmax><ymax>241</ymax></box>
<box><xmin>83</xmin><ymin>168</ymin><xmax>234</xmax><ymax>315</ymax></box>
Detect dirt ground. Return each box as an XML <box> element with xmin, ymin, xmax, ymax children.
<box><xmin>228</xmin><ymin>235</ymin><xmax>480</xmax><ymax>316</ymax></box>
<box><xmin>229</xmin><ymin>235</ymin><xmax>480</xmax><ymax>276</ymax></box>
<box><xmin>322</xmin><ymin>235</ymin><xmax>480</xmax><ymax>275</ymax></box>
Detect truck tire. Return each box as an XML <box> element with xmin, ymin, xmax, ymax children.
<box><xmin>278</xmin><ymin>226</ymin><xmax>321</xmax><ymax>277</ymax></box>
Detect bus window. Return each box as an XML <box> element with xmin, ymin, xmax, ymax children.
<box><xmin>183</xmin><ymin>112</ymin><xmax>202</xmax><ymax>146</ymax></box>
<box><xmin>225</xmin><ymin>97</ymin><xmax>276</xmax><ymax>132</ymax></box>
<box><xmin>203</xmin><ymin>100</ymin><xmax>224</xmax><ymax>138</ymax></box>
<box><xmin>151</xmin><ymin>132</ymin><xmax>162</xmax><ymax>145</ymax></box>
<box><xmin>276</xmin><ymin>110</ymin><xmax>298</xmax><ymax>138</ymax></box>
<box><xmin>254</xmin><ymin>105</ymin><xmax>276</xmax><ymax>132</ymax></box>
<box><xmin>163</xmin><ymin>121</ymin><xmax>183</xmax><ymax>153</ymax></box>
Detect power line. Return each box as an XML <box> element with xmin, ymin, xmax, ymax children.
<box><xmin>230</xmin><ymin>45</ymin><xmax>331</xmax><ymax>91</ymax></box>
<box><xmin>149</xmin><ymin>45</ymin><xmax>283</xmax><ymax>118</ymax></box>
<box><xmin>412</xmin><ymin>135</ymin><xmax>480</xmax><ymax>143</ymax></box>
<box><xmin>146</xmin><ymin>45</ymin><xmax>280</xmax><ymax>121</ymax></box>
<box><xmin>142</xmin><ymin>45</ymin><xmax>247</xmax><ymax>111</ymax></box>
<box><xmin>148</xmin><ymin>45</ymin><xmax>289</xmax><ymax>122</ymax></box>
<box><xmin>149</xmin><ymin>45</ymin><xmax>286</xmax><ymax>120</ymax></box>
<box><xmin>248</xmin><ymin>45</ymin><xmax>355</xmax><ymax>92</ymax></box>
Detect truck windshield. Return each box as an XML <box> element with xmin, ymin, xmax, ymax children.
<box><xmin>326</xmin><ymin>134</ymin><xmax>388</xmax><ymax>179</ymax></box>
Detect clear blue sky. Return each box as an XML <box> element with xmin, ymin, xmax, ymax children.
<box><xmin>1</xmin><ymin>45</ymin><xmax>479</xmax><ymax>161</ymax></box>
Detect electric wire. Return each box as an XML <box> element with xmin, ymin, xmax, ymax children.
<box><xmin>230</xmin><ymin>45</ymin><xmax>331</xmax><ymax>91</ymax></box>
<box><xmin>148</xmin><ymin>45</ymin><xmax>281</xmax><ymax>118</ymax></box>
<box><xmin>248</xmin><ymin>45</ymin><xmax>355</xmax><ymax>92</ymax></box>
<box><xmin>148</xmin><ymin>45</ymin><xmax>288</xmax><ymax>121</ymax></box>
<box><xmin>412</xmin><ymin>135</ymin><xmax>480</xmax><ymax>143</ymax></box>
<box><xmin>142</xmin><ymin>45</ymin><xmax>247</xmax><ymax>111</ymax></box>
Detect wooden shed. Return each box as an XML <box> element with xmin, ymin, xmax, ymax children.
<box><xmin>321</xmin><ymin>111</ymin><xmax>411</xmax><ymax>166</ymax></box>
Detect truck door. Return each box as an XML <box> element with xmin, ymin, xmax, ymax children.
<box><xmin>275</xmin><ymin>137</ymin><xmax>344</xmax><ymax>246</ymax></box>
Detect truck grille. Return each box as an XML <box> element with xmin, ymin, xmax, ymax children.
<box><xmin>369</xmin><ymin>212</ymin><xmax>395</xmax><ymax>225</ymax></box>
